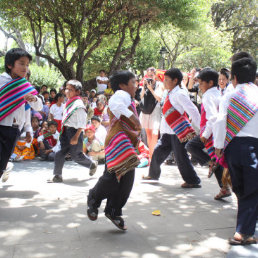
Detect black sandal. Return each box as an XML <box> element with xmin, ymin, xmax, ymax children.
<box><xmin>105</xmin><ymin>213</ymin><xmax>127</xmax><ymax>231</ymax></box>
<box><xmin>229</xmin><ymin>236</ymin><xmax>257</xmax><ymax>245</ymax></box>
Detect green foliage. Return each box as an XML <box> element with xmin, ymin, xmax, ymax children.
<box><xmin>29</xmin><ymin>63</ymin><xmax>64</xmax><ymax>89</ymax></box>
<box><xmin>0</xmin><ymin>56</ymin><xmax>5</xmax><ymax>74</ymax></box>
<box><xmin>131</xmin><ymin>30</ymin><xmax>161</xmax><ymax>75</ymax></box>
<box><xmin>211</xmin><ymin>0</ymin><xmax>258</xmax><ymax>59</ymax></box>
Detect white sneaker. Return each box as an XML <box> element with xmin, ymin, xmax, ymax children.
<box><xmin>89</xmin><ymin>161</ymin><xmax>98</xmax><ymax>176</ymax></box>
<box><xmin>2</xmin><ymin>162</ymin><xmax>14</xmax><ymax>182</ymax></box>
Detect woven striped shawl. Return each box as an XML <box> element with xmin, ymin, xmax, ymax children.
<box><xmin>224</xmin><ymin>83</ymin><xmax>258</xmax><ymax>149</ymax></box>
<box><xmin>105</xmin><ymin>101</ymin><xmax>141</xmax><ymax>177</ymax></box>
<box><xmin>0</xmin><ymin>77</ymin><xmax>37</xmax><ymax>122</ymax></box>
<box><xmin>163</xmin><ymin>94</ymin><xmax>196</xmax><ymax>142</ymax></box>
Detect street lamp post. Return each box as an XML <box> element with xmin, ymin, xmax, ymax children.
<box><xmin>159</xmin><ymin>46</ymin><xmax>169</xmax><ymax>70</ymax></box>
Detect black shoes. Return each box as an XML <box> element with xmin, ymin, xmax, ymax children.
<box><xmin>89</xmin><ymin>161</ymin><xmax>98</xmax><ymax>176</ymax></box>
<box><xmin>47</xmin><ymin>175</ymin><xmax>63</xmax><ymax>183</ymax></box>
<box><xmin>87</xmin><ymin>190</ymin><xmax>98</xmax><ymax>221</ymax></box>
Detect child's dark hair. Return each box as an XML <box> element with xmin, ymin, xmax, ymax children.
<box><xmin>54</xmin><ymin>93</ymin><xmax>64</xmax><ymax>102</ymax></box>
<box><xmin>220</xmin><ymin>68</ymin><xmax>230</xmax><ymax>80</ymax></box>
<box><xmin>31</xmin><ymin>116</ymin><xmax>40</xmax><ymax>123</ymax></box>
<box><xmin>50</xmin><ymin>88</ymin><xmax>57</xmax><ymax>94</ymax></box>
<box><xmin>35</xmin><ymin>86</ymin><xmax>40</xmax><ymax>94</ymax></box>
<box><xmin>231</xmin><ymin>57</ymin><xmax>257</xmax><ymax>84</ymax></box>
<box><xmin>42</xmin><ymin>91</ymin><xmax>49</xmax><ymax>96</ymax></box>
<box><xmin>109</xmin><ymin>71</ymin><xmax>135</xmax><ymax>92</ymax></box>
<box><xmin>231</xmin><ymin>52</ymin><xmax>253</xmax><ymax>62</ymax></box>
<box><xmin>197</xmin><ymin>68</ymin><xmax>218</xmax><ymax>86</ymax></box>
<box><xmin>48</xmin><ymin>120</ymin><xmax>58</xmax><ymax>127</ymax></box>
<box><xmin>5</xmin><ymin>48</ymin><xmax>32</xmax><ymax>74</ymax></box>
<box><xmin>99</xmin><ymin>69</ymin><xmax>106</xmax><ymax>73</ymax></box>
<box><xmin>96</xmin><ymin>99</ymin><xmax>105</xmax><ymax>106</ymax></box>
<box><xmin>164</xmin><ymin>68</ymin><xmax>183</xmax><ymax>86</ymax></box>
<box><xmin>41</xmin><ymin>84</ymin><xmax>48</xmax><ymax>89</ymax></box>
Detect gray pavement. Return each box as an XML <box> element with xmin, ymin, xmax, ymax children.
<box><xmin>0</xmin><ymin>160</ymin><xmax>257</xmax><ymax>258</ymax></box>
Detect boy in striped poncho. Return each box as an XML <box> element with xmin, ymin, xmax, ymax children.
<box><xmin>0</xmin><ymin>48</ymin><xmax>43</xmax><ymax>182</ymax></box>
<box><xmin>49</xmin><ymin>80</ymin><xmax>97</xmax><ymax>183</ymax></box>
<box><xmin>87</xmin><ymin>71</ymin><xmax>141</xmax><ymax>231</ymax></box>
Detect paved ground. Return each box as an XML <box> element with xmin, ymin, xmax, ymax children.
<box><xmin>0</xmin><ymin>160</ymin><xmax>257</xmax><ymax>258</ymax></box>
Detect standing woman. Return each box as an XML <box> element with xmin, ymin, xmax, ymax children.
<box><xmin>49</xmin><ymin>93</ymin><xmax>65</xmax><ymax>132</ymax></box>
<box><xmin>139</xmin><ymin>68</ymin><xmax>164</xmax><ymax>159</ymax></box>
<box><xmin>218</xmin><ymin>68</ymin><xmax>233</xmax><ymax>95</ymax></box>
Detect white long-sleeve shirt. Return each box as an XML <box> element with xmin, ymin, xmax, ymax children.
<box><xmin>201</xmin><ymin>87</ymin><xmax>221</xmax><ymax>139</ymax></box>
<box><xmin>214</xmin><ymin>83</ymin><xmax>258</xmax><ymax>149</ymax></box>
<box><xmin>160</xmin><ymin>85</ymin><xmax>200</xmax><ymax>135</ymax></box>
<box><xmin>64</xmin><ymin>108</ymin><xmax>87</xmax><ymax>129</ymax></box>
<box><xmin>0</xmin><ymin>72</ymin><xmax>43</xmax><ymax>132</ymax></box>
<box><xmin>108</xmin><ymin>90</ymin><xmax>133</xmax><ymax>119</ymax></box>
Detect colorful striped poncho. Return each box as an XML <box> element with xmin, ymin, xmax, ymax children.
<box><xmin>60</xmin><ymin>96</ymin><xmax>85</xmax><ymax>135</ymax></box>
<box><xmin>224</xmin><ymin>83</ymin><xmax>258</xmax><ymax>149</ymax></box>
<box><xmin>0</xmin><ymin>77</ymin><xmax>37</xmax><ymax>122</ymax></box>
<box><xmin>162</xmin><ymin>94</ymin><xmax>196</xmax><ymax>142</ymax></box>
<box><xmin>105</xmin><ymin>101</ymin><xmax>141</xmax><ymax>177</ymax></box>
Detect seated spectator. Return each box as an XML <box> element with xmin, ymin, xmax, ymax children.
<box><xmin>91</xmin><ymin>116</ymin><xmax>107</xmax><ymax>145</ymax></box>
<box><xmin>38</xmin><ymin>121</ymin><xmax>59</xmax><ymax>161</ymax></box>
<box><xmin>83</xmin><ymin>125</ymin><xmax>105</xmax><ymax>163</ymax></box>
<box><xmin>49</xmin><ymin>88</ymin><xmax>57</xmax><ymax>103</ymax></box>
<box><xmin>137</xmin><ymin>141</ymin><xmax>150</xmax><ymax>168</ymax></box>
<box><xmin>42</xmin><ymin>91</ymin><xmax>50</xmax><ymax>103</ymax></box>
<box><xmin>89</xmin><ymin>89</ymin><xmax>96</xmax><ymax>103</ymax></box>
<box><xmin>40</xmin><ymin>121</ymin><xmax>48</xmax><ymax>135</ymax></box>
<box><xmin>94</xmin><ymin>99</ymin><xmax>109</xmax><ymax>127</ymax></box>
<box><xmin>13</xmin><ymin>132</ymin><xmax>35</xmax><ymax>161</ymax></box>
<box><xmin>82</xmin><ymin>95</ymin><xmax>94</xmax><ymax>124</ymax></box>
<box><xmin>90</xmin><ymin>96</ymin><xmax>97</xmax><ymax>109</ymax></box>
<box><xmin>31</xmin><ymin>109</ymin><xmax>43</xmax><ymax>122</ymax></box>
<box><xmin>49</xmin><ymin>93</ymin><xmax>65</xmax><ymax>132</ymax></box>
<box><xmin>31</xmin><ymin>117</ymin><xmax>41</xmax><ymax>155</ymax></box>
<box><xmin>39</xmin><ymin>99</ymin><xmax>50</xmax><ymax>121</ymax></box>
<box><xmin>40</xmin><ymin>85</ymin><xmax>48</xmax><ymax>94</ymax></box>
<box><xmin>104</xmin><ymin>82</ymin><xmax>114</xmax><ymax>99</ymax></box>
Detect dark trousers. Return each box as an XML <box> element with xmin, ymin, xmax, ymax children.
<box><xmin>149</xmin><ymin>134</ymin><xmax>201</xmax><ymax>184</ymax></box>
<box><xmin>90</xmin><ymin>166</ymin><xmax>135</xmax><ymax>217</ymax></box>
<box><xmin>185</xmin><ymin>135</ymin><xmax>210</xmax><ymax>166</ymax></box>
<box><xmin>186</xmin><ymin>135</ymin><xmax>223</xmax><ymax>188</ymax></box>
<box><xmin>225</xmin><ymin>137</ymin><xmax>258</xmax><ymax>235</ymax></box>
<box><xmin>53</xmin><ymin>127</ymin><xmax>92</xmax><ymax>175</ymax></box>
<box><xmin>0</xmin><ymin>125</ymin><xmax>20</xmax><ymax>177</ymax></box>
<box><xmin>39</xmin><ymin>140</ymin><xmax>55</xmax><ymax>161</ymax></box>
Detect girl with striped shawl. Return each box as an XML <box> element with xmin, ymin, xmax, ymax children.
<box><xmin>87</xmin><ymin>71</ymin><xmax>141</xmax><ymax>231</ymax></box>
<box><xmin>214</xmin><ymin>57</ymin><xmax>258</xmax><ymax>246</ymax></box>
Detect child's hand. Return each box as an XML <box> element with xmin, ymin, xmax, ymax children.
<box><xmin>200</xmin><ymin>136</ymin><xmax>207</xmax><ymax>145</ymax></box>
<box><xmin>26</xmin><ymin>132</ymin><xmax>32</xmax><ymax>143</ymax></box>
<box><xmin>215</xmin><ymin>148</ymin><xmax>223</xmax><ymax>158</ymax></box>
<box><xmin>70</xmin><ymin>136</ymin><xmax>78</xmax><ymax>145</ymax></box>
<box><xmin>24</xmin><ymin>94</ymin><xmax>37</xmax><ymax>102</ymax></box>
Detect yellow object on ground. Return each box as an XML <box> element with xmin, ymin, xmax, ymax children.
<box><xmin>152</xmin><ymin>210</ymin><xmax>161</xmax><ymax>216</ymax></box>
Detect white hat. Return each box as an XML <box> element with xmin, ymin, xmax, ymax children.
<box><xmin>91</xmin><ymin>89</ymin><xmax>96</xmax><ymax>93</ymax></box>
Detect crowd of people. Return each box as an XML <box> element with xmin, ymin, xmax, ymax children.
<box><xmin>0</xmin><ymin>48</ymin><xmax>257</xmax><ymax>246</ymax></box>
